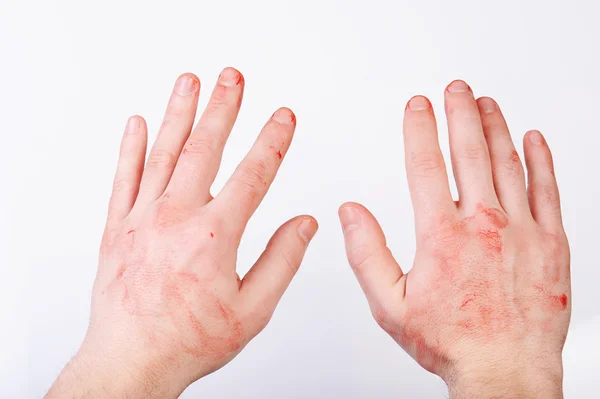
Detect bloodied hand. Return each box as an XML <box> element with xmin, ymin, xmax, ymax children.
<box><xmin>46</xmin><ymin>69</ymin><xmax>318</xmax><ymax>399</ymax></box>
<box><xmin>339</xmin><ymin>80</ymin><xmax>570</xmax><ymax>398</ymax></box>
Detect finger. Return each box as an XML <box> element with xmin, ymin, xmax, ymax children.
<box><xmin>107</xmin><ymin>115</ymin><xmax>147</xmax><ymax>225</ymax></box>
<box><xmin>403</xmin><ymin>95</ymin><xmax>454</xmax><ymax>232</ymax></box>
<box><xmin>524</xmin><ymin>130</ymin><xmax>563</xmax><ymax>231</ymax></box>
<box><xmin>135</xmin><ymin>73</ymin><xmax>200</xmax><ymax>207</ymax></box>
<box><xmin>211</xmin><ymin>108</ymin><xmax>296</xmax><ymax>236</ymax></box>
<box><xmin>168</xmin><ymin>67</ymin><xmax>245</xmax><ymax>204</ymax></box>
<box><xmin>477</xmin><ymin>97</ymin><xmax>530</xmax><ymax>217</ymax></box>
<box><xmin>445</xmin><ymin>80</ymin><xmax>497</xmax><ymax>210</ymax></box>
<box><xmin>238</xmin><ymin>216</ymin><xmax>318</xmax><ymax>337</ymax></box>
<box><xmin>338</xmin><ymin>203</ymin><xmax>405</xmax><ymax>314</ymax></box>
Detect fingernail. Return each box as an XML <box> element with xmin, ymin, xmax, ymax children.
<box><xmin>339</xmin><ymin>206</ymin><xmax>362</xmax><ymax>232</ymax></box>
<box><xmin>407</xmin><ymin>96</ymin><xmax>430</xmax><ymax>111</ymax></box>
<box><xmin>272</xmin><ymin>108</ymin><xmax>295</xmax><ymax>124</ymax></box>
<box><xmin>447</xmin><ymin>80</ymin><xmax>471</xmax><ymax>94</ymax></box>
<box><xmin>219</xmin><ymin>67</ymin><xmax>240</xmax><ymax>87</ymax></box>
<box><xmin>478</xmin><ymin>97</ymin><xmax>497</xmax><ymax>114</ymax></box>
<box><xmin>529</xmin><ymin>130</ymin><xmax>544</xmax><ymax>145</ymax></box>
<box><xmin>126</xmin><ymin>116</ymin><xmax>140</xmax><ymax>133</ymax></box>
<box><xmin>175</xmin><ymin>74</ymin><xmax>197</xmax><ymax>96</ymax></box>
<box><xmin>298</xmin><ymin>218</ymin><xmax>318</xmax><ymax>244</ymax></box>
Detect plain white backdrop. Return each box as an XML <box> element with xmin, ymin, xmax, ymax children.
<box><xmin>1</xmin><ymin>0</ymin><xmax>599</xmax><ymax>397</ymax></box>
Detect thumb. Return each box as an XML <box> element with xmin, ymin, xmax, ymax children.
<box><xmin>339</xmin><ymin>202</ymin><xmax>405</xmax><ymax>316</ymax></box>
<box><xmin>238</xmin><ymin>215</ymin><xmax>318</xmax><ymax>337</ymax></box>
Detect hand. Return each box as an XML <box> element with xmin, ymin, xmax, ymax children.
<box><xmin>46</xmin><ymin>68</ymin><xmax>318</xmax><ymax>399</ymax></box>
<box><xmin>339</xmin><ymin>80</ymin><xmax>570</xmax><ymax>398</ymax></box>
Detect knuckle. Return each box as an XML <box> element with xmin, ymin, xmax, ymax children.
<box><xmin>276</xmin><ymin>247</ymin><xmax>300</xmax><ymax>275</ymax></box>
<box><xmin>543</xmin><ymin>190</ymin><xmax>561</xmax><ymax>213</ymax></box>
<box><xmin>111</xmin><ymin>178</ymin><xmax>131</xmax><ymax>195</ymax></box>
<box><xmin>182</xmin><ymin>137</ymin><xmax>216</xmax><ymax>158</ymax></box>
<box><xmin>409</xmin><ymin>151</ymin><xmax>445</xmax><ymax>177</ymax></box>
<box><xmin>348</xmin><ymin>244</ymin><xmax>385</xmax><ymax>273</ymax></box>
<box><xmin>456</xmin><ymin>144</ymin><xmax>487</xmax><ymax>162</ymax></box>
<box><xmin>500</xmin><ymin>150</ymin><xmax>524</xmax><ymax>176</ymax></box>
<box><xmin>239</xmin><ymin>159</ymin><xmax>270</xmax><ymax>188</ymax></box>
<box><xmin>146</xmin><ymin>149</ymin><xmax>176</xmax><ymax>169</ymax></box>
<box><xmin>531</xmin><ymin>182</ymin><xmax>559</xmax><ymax>204</ymax></box>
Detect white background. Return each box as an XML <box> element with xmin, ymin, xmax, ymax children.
<box><xmin>1</xmin><ymin>0</ymin><xmax>599</xmax><ymax>397</ymax></box>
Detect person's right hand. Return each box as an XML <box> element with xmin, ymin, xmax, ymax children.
<box><xmin>339</xmin><ymin>80</ymin><xmax>570</xmax><ymax>398</ymax></box>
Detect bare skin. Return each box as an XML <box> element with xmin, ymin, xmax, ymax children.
<box><xmin>45</xmin><ymin>68</ymin><xmax>318</xmax><ymax>399</ymax></box>
<box><xmin>339</xmin><ymin>80</ymin><xmax>570</xmax><ymax>399</ymax></box>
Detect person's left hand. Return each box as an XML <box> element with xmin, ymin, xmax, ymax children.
<box><xmin>46</xmin><ymin>68</ymin><xmax>318</xmax><ymax>399</ymax></box>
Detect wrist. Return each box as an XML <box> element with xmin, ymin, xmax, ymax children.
<box><xmin>444</xmin><ymin>354</ymin><xmax>563</xmax><ymax>399</ymax></box>
<box><xmin>45</xmin><ymin>344</ymin><xmax>184</xmax><ymax>399</ymax></box>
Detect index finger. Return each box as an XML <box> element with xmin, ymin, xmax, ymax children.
<box><xmin>210</xmin><ymin>107</ymin><xmax>296</xmax><ymax>237</ymax></box>
<box><xmin>403</xmin><ymin>95</ymin><xmax>455</xmax><ymax>231</ymax></box>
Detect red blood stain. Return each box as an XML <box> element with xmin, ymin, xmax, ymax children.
<box><xmin>268</xmin><ymin>144</ymin><xmax>284</xmax><ymax>159</ymax></box>
<box><xmin>560</xmin><ymin>294</ymin><xmax>568</xmax><ymax>308</ymax></box>
<box><xmin>549</xmin><ymin>294</ymin><xmax>568</xmax><ymax>311</ymax></box>
<box><xmin>235</xmin><ymin>72</ymin><xmax>243</xmax><ymax>86</ymax></box>
<box><xmin>533</xmin><ymin>285</ymin><xmax>568</xmax><ymax>312</ymax></box>
<box><xmin>510</xmin><ymin>151</ymin><xmax>520</xmax><ymax>163</ymax></box>
<box><xmin>210</xmin><ymin>232</ymin><xmax>214</xmax><ymax>238</ymax></box>
<box><xmin>127</xmin><ymin>230</ymin><xmax>135</xmax><ymax>235</ymax></box>
<box><xmin>221</xmin><ymin>69</ymin><xmax>243</xmax><ymax>87</ymax></box>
